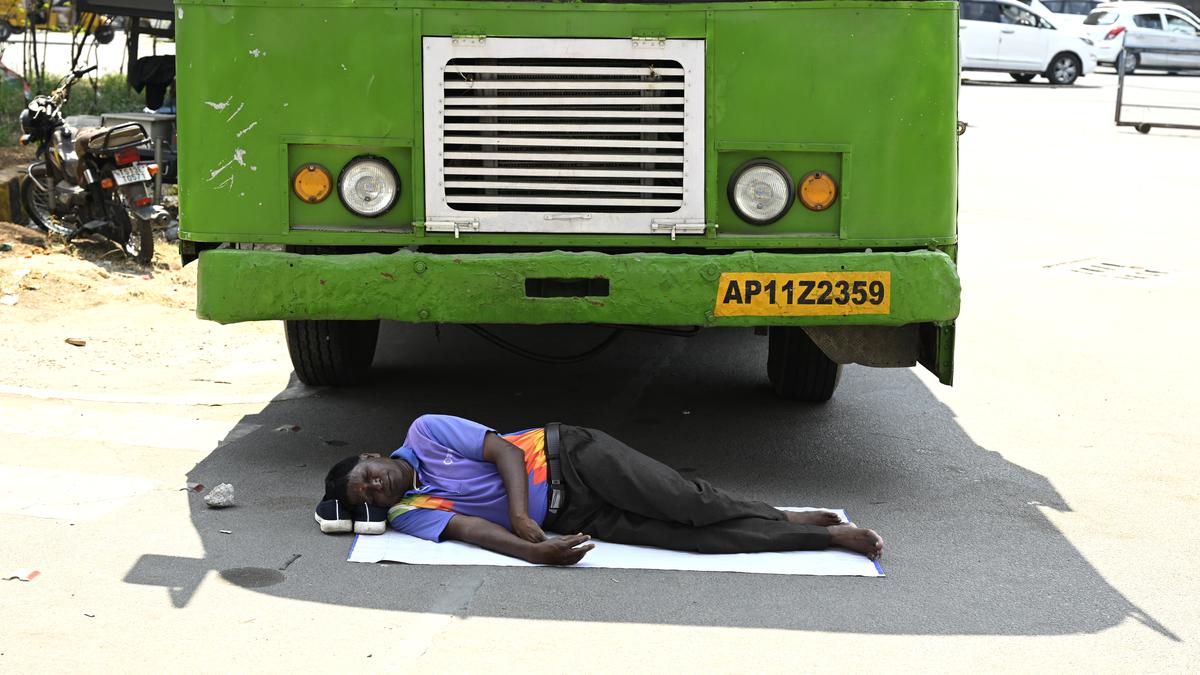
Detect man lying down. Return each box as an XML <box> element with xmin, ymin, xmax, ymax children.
<box><xmin>318</xmin><ymin>414</ymin><xmax>883</xmax><ymax>566</ymax></box>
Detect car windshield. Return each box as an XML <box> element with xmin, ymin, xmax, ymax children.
<box><xmin>1083</xmin><ymin>10</ymin><xmax>1118</xmax><ymax>25</ymax></box>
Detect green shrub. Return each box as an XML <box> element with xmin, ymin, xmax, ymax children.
<box><xmin>0</xmin><ymin>73</ymin><xmax>150</xmax><ymax>147</ymax></box>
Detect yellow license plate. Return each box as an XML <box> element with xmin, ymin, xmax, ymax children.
<box><xmin>714</xmin><ymin>272</ymin><xmax>891</xmax><ymax>317</ymax></box>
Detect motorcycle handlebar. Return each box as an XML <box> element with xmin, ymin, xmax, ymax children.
<box><xmin>50</xmin><ymin>65</ymin><xmax>100</xmax><ymax>105</ymax></box>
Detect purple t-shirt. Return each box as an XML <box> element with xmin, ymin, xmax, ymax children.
<box><xmin>386</xmin><ymin>414</ymin><xmax>549</xmax><ymax>541</ymax></box>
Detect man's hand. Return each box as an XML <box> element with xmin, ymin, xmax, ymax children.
<box><xmin>529</xmin><ymin>534</ymin><xmax>594</xmax><ymax>566</ymax></box>
<box><xmin>511</xmin><ymin>514</ymin><xmax>546</xmax><ymax>543</ymax></box>
<box><xmin>444</xmin><ymin>515</ymin><xmax>593</xmax><ymax>566</ymax></box>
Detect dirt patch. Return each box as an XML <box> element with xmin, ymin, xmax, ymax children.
<box><xmin>0</xmin><ymin>144</ymin><xmax>35</xmax><ymax>176</ymax></box>
<box><xmin>0</xmin><ymin>220</ymin><xmax>195</xmax><ymax>311</ymax></box>
<box><xmin>0</xmin><ymin>220</ymin><xmax>295</xmax><ymax>403</ymax></box>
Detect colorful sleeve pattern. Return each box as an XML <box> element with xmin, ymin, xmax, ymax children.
<box><xmin>501</xmin><ymin>427</ymin><xmax>547</xmax><ymax>485</ymax></box>
<box><xmin>388</xmin><ymin>495</ymin><xmax>457</xmax><ymax>541</ymax></box>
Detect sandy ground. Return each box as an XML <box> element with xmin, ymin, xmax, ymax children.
<box><xmin>0</xmin><ymin>221</ymin><xmax>293</xmax><ymax>404</ymax></box>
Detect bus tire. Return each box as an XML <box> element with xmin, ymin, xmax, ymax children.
<box><xmin>767</xmin><ymin>327</ymin><xmax>841</xmax><ymax>403</ymax></box>
<box><xmin>0</xmin><ymin>22</ymin><xmax>11</xmax><ymax>42</ymax></box>
<box><xmin>285</xmin><ymin>319</ymin><xmax>380</xmax><ymax>386</ymax></box>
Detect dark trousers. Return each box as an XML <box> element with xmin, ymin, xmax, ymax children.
<box><xmin>548</xmin><ymin>425</ymin><xmax>831</xmax><ymax>554</ymax></box>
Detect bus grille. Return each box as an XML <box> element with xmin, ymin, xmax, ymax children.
<box><xmin>423</xmin><ymin>38</ymin><xmax>705</xmax><ymax>234</ymax></box>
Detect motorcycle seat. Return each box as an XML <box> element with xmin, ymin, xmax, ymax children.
<box><xmin>74</xmin><ymin>125</ymin><xmax>147</xmax><ymax>156</ymax></box>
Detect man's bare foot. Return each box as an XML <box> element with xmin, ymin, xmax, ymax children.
<box><xmin>785</xmin><ymin>510</ymin><xmax>843</xmax><ymax>526</ymax></box>
<box><xmin>828</xmin><ymin>524</ymin><xmax>884</xmax><ymax>560</ymax></box>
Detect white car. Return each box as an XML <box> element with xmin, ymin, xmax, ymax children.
<box><xmin>961</xmin><ymin>0</ymin><xmax>1099</xmax><ymax>84</ymax></box>
<box><xmin>1079</xmin><ymin>2</ymin><xmax>1200</xmax><ymax>72</ymax></box>
<box><xmin>1033</xmin><ymin>0</ymin><xmax>1105</xmax><ymax>24</ymax></box>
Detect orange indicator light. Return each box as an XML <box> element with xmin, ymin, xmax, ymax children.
<box><xmin>292</xmin><ymin>163</ymin><xmax>333</xmax><ymax>204</ymax></box>
<box><xmin>798</xmin><ymin>171</ymin><xmax>839</xmax><ymax>211</ymax></box>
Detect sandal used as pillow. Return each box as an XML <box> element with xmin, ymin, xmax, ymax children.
<box><xmin>314</xmin><ymin>499</ymin><xmax>387</xmax><ymax>535</ymax></box>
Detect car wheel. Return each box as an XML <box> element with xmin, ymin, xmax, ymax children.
<box><xmin>1010</xmin><ymin>73</ymin><xmax>1036</xmax><ymax>84</ymax></box>
<box><xmin>1135</xmin><ymin>124</ymin><xmax>1152</xmax><ymax>134</ymax></box>
<box><xmin>767</xmin><ymin>327</ymin><xmax>842</xmax><ymax>403</ymax></box>
<box><xmin>1046</xmin><ymin>53</ymin><xmax>1081</xmax><ymax>85</ymax></box>
<box><xmin>285</xmin><ymin>319</ymin><xmax>380</xmax><ymax>386</ymax></box>
<box><xmin>1118</xmin><ymin>50</ymin><xmax>1139</xmax><ymax>74</ymax></box>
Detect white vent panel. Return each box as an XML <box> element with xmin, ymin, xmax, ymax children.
<box><xmin>423</xmin><ymin>37</ymin><xmax>705</xmax><ymax>234</ymax></box>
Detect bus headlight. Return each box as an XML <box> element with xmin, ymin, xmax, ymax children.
<box><xmin>338</xmin><ymin>156</ymin><xmax>399</xmax><ymax>217</ymax></box>
<box><xmin>728</xmin><ymin>160</ymin><xmax>793</xmax><ymax>225</ymax></box>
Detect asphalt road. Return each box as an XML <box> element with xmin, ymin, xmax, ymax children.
<box><xmin>2</xmin><ymin>70</ymin><xmax>1198</xmax><ymax>671</ymax></box>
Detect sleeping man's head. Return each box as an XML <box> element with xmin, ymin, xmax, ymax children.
<box><xmin>324</xmin><ymin>453</ymin><xmax>412</xmax><ymax>508</ymax></box>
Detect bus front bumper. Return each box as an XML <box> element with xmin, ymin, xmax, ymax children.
<box><xmin>197</xmin><ymin>248</ymin><xmax>959</xmax><ymax>328</ymax></box>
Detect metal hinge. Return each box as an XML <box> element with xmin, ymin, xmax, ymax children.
<box><xmin>423</xmin><ymin>219</ymin><xmax>481</xmax><ymax>239</ymax></box>
<box><xmin>543</xmin><ymin>213</ymin><xmax>592</xmax><ymax>221</ymax></box>
<box><xmin>632</xmin><ymin>37</ymin><xmax>667</xmax><ymax>49</ymax></box>
<box><xmin>651</xmin><ymin>219</ymin><xmax>706</xmax><ymax>241</ymax></box>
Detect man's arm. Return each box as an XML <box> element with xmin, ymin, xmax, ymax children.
<box><xmin>442</xmin><ymin>514</ymin><xmax>594</xmax><ymax>566</ymax></box>
<box><xmin>481</xmin><ymin>432</ymin><xmax>544</xmax><ymax>543</ymax></box>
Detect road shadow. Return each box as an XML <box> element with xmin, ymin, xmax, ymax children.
<box><xmin>961</xmin><ymin>78</ymin><xmax>1103</xmax><ymax>89</ymax></box>
<box><xmin>125</xmin><ymin>323</ymin><xmax>1175</xmax><ymax>638</ymax></box>
<box><xmin>1098</xmin><ymin>68</ymin><xmax>1200</xmax><ymax>78</ymax></box>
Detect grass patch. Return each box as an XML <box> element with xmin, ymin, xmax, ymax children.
<box><xmin>0</xmin><ymin>73</ymin><xmax>148</xmax><ymax>147</ymax></box>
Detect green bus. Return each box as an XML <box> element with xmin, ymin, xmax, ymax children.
<box><xmin>177</xmin><ymin>0</ymin><xmax>961</xmax><ymax>402</ymax></box>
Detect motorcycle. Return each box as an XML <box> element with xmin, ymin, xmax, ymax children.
<box><xmin>19</xmin><ymin>66</ymin><xmax>170</xmax><ymax>264</ymax></box>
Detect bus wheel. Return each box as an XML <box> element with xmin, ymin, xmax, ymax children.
<box><xmin>766</xmin><ymin>327</ymin><xmax>841</xmax><ymax>402</ymax></box>
<box><xmin>285</xmin><ymin>319</ymin><xmax>380</xmax><ymax>386</ymax></box>
<box><xmin>0</xmin><ymin>22</ymin><xmax>11</xmax><ymax>42</ymax></box>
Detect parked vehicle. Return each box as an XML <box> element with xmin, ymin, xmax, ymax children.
<box><xmin>179</xmin><ymin>0</ymin><xmax>963</xmax><ymax>400</ymax></box>
<box><xmin>1080</xmin><ymin>2</ymin><xmax>1200</xmax><ymax>72</ymax></box>
<box><xmin>0</xmin><ymin>61</ymin><xmax>29</xmax><ymax>100</ymax></box>
<box><xmin>1034</xmin><ymin>0</ymin><xmax>1105</xmax><ymax>24</ymax></box>
<box><xmin>961</xmin><ymin>0</ymin><xmax>1099</xmax><ymax>84</ymax></box>
<box><xmin>19</xmin><ymin>66</ymin><xmax>170</xmax><ymax>264</ymax></box>
<box><xmin>0</xmin><ymin>1</ymin><xmax>115</xmax><ymax>43</ymax></box>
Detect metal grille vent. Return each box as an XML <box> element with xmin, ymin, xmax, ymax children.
<box><xmin>440</xmin><ymin>57</ymin><xmax>686</xmax><ymax>213</ymax></box>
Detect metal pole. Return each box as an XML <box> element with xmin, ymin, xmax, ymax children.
<box><xmin>153</xmin><ymin>137</ymin><xmax>163</xmax><ymax>203</ymax></box>
<box><xmin>1114</xmin><ymin>49</ymin><xmax>1125</xmax><ymax>125</ymax></box>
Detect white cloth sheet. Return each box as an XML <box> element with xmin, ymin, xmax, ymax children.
<box><xmin>347</xmin><ymin>508</ymin><xmax>884</xmax><ymax>577</ymax></box>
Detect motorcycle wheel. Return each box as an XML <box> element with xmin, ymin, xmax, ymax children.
<box><xmin>112</xmin><ymin>202</ymin><xmax>154</xmax><ymax>265</ymax></box>
<box><xmin>21</xmin><ymin>165</ymin><xmax>71</xmax><ymax>236</ymax></box>
<box><xmin>125</xmin><ymin>219</ymin><xmax>154</xmax><ymax>265</ymax></box>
